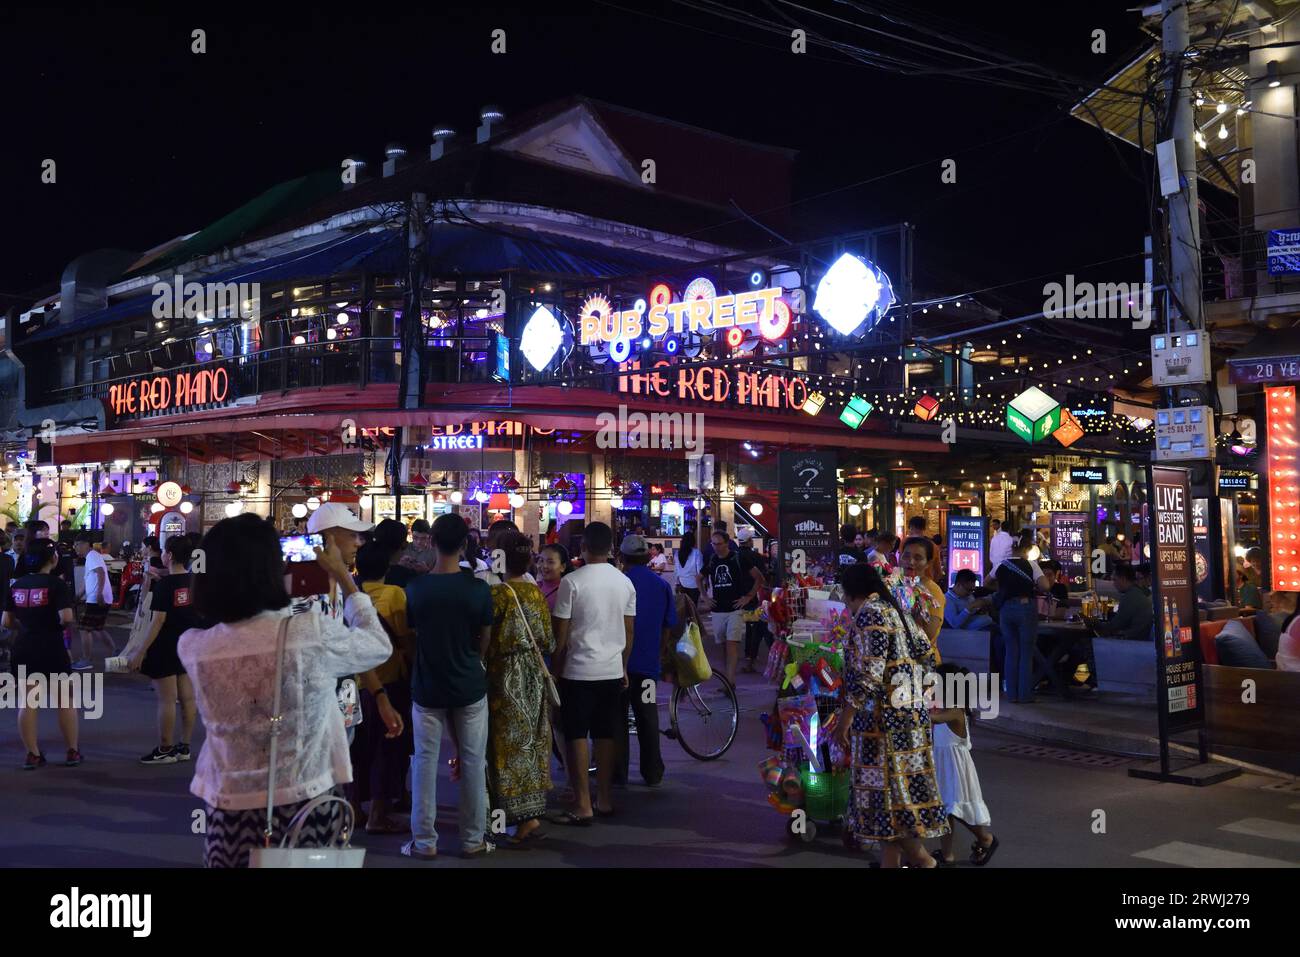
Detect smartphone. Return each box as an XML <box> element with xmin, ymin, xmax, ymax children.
<box><xmin>280</xmin><ymin>534</ymin><xmax>323</xmax><ymax>563</ymax></box>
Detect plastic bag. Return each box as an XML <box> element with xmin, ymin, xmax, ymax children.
<box><xmin>674</xmin><ymin>621</ymin><xmax>712</xmax><ymax>687</ymax></box>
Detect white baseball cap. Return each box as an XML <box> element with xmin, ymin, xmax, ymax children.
<box><xmin>307</xmin><ymin>502</ymin><xmax>373</xmax><ymax>535</ymax></box>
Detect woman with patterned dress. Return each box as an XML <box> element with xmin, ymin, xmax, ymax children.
<box><xmin>486</xmin><ymin>533</ymin><xmax>555</xmax><ymax>845</ymax></box>
<box><xmin>834</xmin><ymin>562</ymin><xmax>948</xmax><ymax>868</ymax></box>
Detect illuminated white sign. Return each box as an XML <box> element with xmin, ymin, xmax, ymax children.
<box><xmin>813</xmin><ymin>252</ymin><xmax>896</xmax><ymax>336</ymax></box>
<box><xmin>429</xmin><ymin>434</ymin><xmax>484</xmax><ymax>451</ymax></box>
<box><xmin>520</xmin><ymin>305</ymin><xmax>564</xmax><ymax>371</ymax></box>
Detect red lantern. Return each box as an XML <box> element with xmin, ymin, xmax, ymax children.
<box><xmin>225</xmin><ymin>481</ymin><xmax>242</xmax><ymax>494</ymax></box>
<box><xmin>352</xmin><ymin>472</ymin><xmax>368</xmax><ymax>488</ymax></box>
<box><xmin>409</xmin><ymin>473</ymin><xmax>428</xmax><ymax>487</ymax></box>
<box><xmin>180</xmin><ymin>484</ymin><xmax>193</xmax><ymax>495</ymax></box>
<box><xmin>914</xmin><ymin>395</ymin><xmax>941</xmax><ymax>421</ymax></box>
<box><xmin>100</xmin><ymin>482</ymin><xmax>117</xmax><ymax>496</ymax></box>
<box><xmin>504</xmin><ymin>476</ymin><xmax>520</xmax><ymax>490</ymax></box>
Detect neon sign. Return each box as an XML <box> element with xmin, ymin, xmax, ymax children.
<box><xmin>108</xmin><ymin>365</ymin><xmax>230</xmax><ymax>417</ymax></box>
<box><xmin>578</xmin><ymin>280</ymin><xmax>789</xmax><ymax>347</ymax></box>
<box><xmin>618</xmin><ymin>360</ymin><xmax>808</xmax><ymax>412</ymax></box>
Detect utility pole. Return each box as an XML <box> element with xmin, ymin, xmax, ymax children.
<box><xmin>390</xmin><ymin>192</ymin><xmax>428</xmax><ymax>519</ymax></box>
<box><xmin>1163</xmin><ymin>0</ymin><xmax>1202</xmax><ymax>335</ymax></box>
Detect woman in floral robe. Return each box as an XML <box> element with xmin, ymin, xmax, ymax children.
<box><xmin>834</xmin><ymin>562</ymin><xmax>948</xmax><ymax>867</ymax></box>
<box><xmin>486</xmin><ymin>534</ymin><xmax>555</xmax><ymax>844</ymax></box>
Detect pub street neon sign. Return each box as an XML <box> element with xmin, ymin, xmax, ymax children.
<box><xmin>578</xmin><ymin>278</ymin><xmax>791</xmax><ymax>350</ymax></box>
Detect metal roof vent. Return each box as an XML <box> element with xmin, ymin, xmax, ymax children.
<box><xmin>477</xmin><ymin>105</ymin><xmax>504</xmax><ymax>144</ymax></box>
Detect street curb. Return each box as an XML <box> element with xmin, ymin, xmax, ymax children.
<box><xmin>984</xmin><ymin>711</ymin><xmax>1299</xmax><ymax>782</ymax></box>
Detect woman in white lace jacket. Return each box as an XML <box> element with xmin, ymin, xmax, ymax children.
<box><xmin>178</xmin><ymin>514</ymin><xmax>391</xmax><ymax>868</ymax></box>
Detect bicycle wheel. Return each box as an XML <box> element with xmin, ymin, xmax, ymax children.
<box><xmin>670</xmin><ymin>672</ymin><xmax>739</xmax><ymax>760</ymax></box>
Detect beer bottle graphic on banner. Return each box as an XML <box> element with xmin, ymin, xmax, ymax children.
<box><xmin>1162</xmin><ymin>597</ymin><xmax>1175</xmax><ymax>659</ymax></box>
<box><xmin>1170</xmin><ymin>598</ymin><xmax>1181</xmax><ymax>646</ymax></box>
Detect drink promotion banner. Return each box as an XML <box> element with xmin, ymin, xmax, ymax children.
<box><xmin>1148</xmin><ymin>465</ymin><xmax>1205</xmax><ymax>734</ymax></box>
<box><xmin>1191</xmin><ymin>498</ymin><xmax>1214</xmax><ymax>602</ymax></box>
<box><xmin>780</xmin><ymin>510</ymin><xmax>837</xmax><ymax>582</ymax></box>
<box><xmin>1049</xmin><ymin>512</ymin><xmax>1089</xmax><ymax>589</ymax></box>
<box><xmin>946</xmin><ymin>515</ymin><xmax>986</xmax><ymax>587</ymax></box>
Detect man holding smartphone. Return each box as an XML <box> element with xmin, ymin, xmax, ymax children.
<box><xmin>303</xmin><ymin>503</ymin><xmax>374</xmax><ymax>745</ymax></box>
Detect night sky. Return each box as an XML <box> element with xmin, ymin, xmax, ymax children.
<box><xmin>1</xmin><ymin>1</ymin><xmax>1157</xmax><ymax>313</ymax></box>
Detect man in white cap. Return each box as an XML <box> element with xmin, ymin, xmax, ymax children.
<box><xmin>303</xmin><ymin>502</ymin><xmax>374</xmax><ymax>750</ymax></box>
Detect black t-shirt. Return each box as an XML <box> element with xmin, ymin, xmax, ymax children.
<box><xmin>1049</xmin><ymin>582</ymin><xmax>1069</xmax><ymax>605</ymax></box>
<box><xmin>995</xmin><ymin>558</ymin><xmax>1040</xmax><ymax>599</ymax></box>
<box><xmin>150</xmin><ymin>573</ymin><xmax>202</xmax><ymax>645</ymax></box>
<box><xmin>835</xmin><ymin>546</ymin><xmax>863</xmax><ymax>570</ymax></box>
<box><xmin>384</xmin><ymin>564</ymin><xmax>418</xmax><ymax>589</ymax></box>
<box><xmin>4</xmin><ymin>573</ymin><xmax>73</xmax><ymax>645</ymax></box>
<box><xmin>705</xmin><ymin>550</ymin><xmax>761</xmax><ymax>612</ymax></box>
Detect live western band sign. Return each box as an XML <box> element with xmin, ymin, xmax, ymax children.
<box><xmin>106</xmin><ymin>365</ymin><xmax>232</xmax><ymax>418</ymax></box>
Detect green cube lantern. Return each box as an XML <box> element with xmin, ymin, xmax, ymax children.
<box><xmin>840</xmin><ymin>395</ymin><xmax>874</xmax><ymax>429</ymax></box>
<box><xmin>1006</xmin><ymin>386</ymin><xmax>1061</xmax><ymax>443</ymax></box>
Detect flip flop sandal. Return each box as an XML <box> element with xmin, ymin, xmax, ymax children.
<box><xmin>508</xmin><ymin>828</ymin><xmax>549</xmax><ymax>847</ymax></box>
<box><xmin>971</xmin><ymin>836</ymin><xmax>1000</xmax><ymax>866</ymax></box>
<box><xmin>553</xmin><ymin>810</ymin><xmax>594</xmax><ymax>826</ymax></box>
<box><xmin>594</xmin><ymin>807</ymin><xmax>616</xmax><ymax>818</ymax></box>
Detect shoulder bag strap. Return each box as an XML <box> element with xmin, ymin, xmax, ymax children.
<box><xmin>506</xmin><ymin>583</ymin><xmax>551</xmax><ymax>677</ymax></box>
<box><xmin>998</xmin><ymin>558</ymin><xmax>1035</xmax><ymax>584</ymax></box>
<box><xmin>263</xmin><ymin>614</ymin><xmax>291</xmax><ymax>847</ymax></box>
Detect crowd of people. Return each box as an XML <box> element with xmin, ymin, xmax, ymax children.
<box><xmin>16</xmin><ymin>500</ymin><xmax>1296</xmax><ymax>869</ymax></box>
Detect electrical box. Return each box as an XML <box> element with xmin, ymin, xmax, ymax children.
<box><xmin>1154</xmin><ymin>405</ymin><xmax>1214</xmax><ymax>461</ymax></box>
<box><xmin>1151</xmin><ymin>330</ymin><xmax>1211</xmax><ymax>385</ymax></box>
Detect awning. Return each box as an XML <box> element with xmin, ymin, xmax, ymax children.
<box><xmin>24</xmin><ymin>223</ymin><xmax>685</xmax><ymax>345</ymax></box>
<box><xmin>24</xmin><ymin>229</ymin><xmax>396</xmax><ymax>344</ymax></box>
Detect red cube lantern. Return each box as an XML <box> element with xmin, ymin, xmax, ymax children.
<box><xmin>914</xmin><ymin>395</ymin><xmax>940</xmax><ymax>421</ymax></box>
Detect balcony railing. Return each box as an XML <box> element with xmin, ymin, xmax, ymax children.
<box><xmin>47</xmin><ymin>335</ymin><xmax>528</xmax><ymax>416</ymax></box>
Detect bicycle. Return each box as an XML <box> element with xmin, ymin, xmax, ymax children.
<box><xmin>661</xmin><ymin>670</ymin><xmax>739</xmax><ymax>760</ymax></box>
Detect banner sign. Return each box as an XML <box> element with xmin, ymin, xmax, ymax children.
<box><xmin>779</xmin><ymin>509</ymin><xmax>837</xmax><ymax>581</ymax></box>
<box><xmin>1191</xmin><ymin>498</ymin><xmax>1214</xmax><ymax>601</ymax></box>
<box><xmin>946</xmin><ymin>515</ymin><xmax>986</xmax><ymax>587</ymax></box>
<box><xmin>1227</xmin><ymin>356</ymin><xmax>1300</xmax><ymax>384</ymax></box>
<box><xmin>1049</xmin><ymin>512</ymin><xmax>1089</xmax><ymax>589</ymax></box>
<box><xmin>1148</xmin><ymin>465</ymin><xmax>1205</xmax><ymax>737</ymax></box>
<box><xmin>778</xmin><ymin>451</ymin><xmax>838</xmax><ymax>507</ymax></box>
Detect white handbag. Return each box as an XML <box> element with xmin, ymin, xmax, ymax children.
<box><xmin>249</xmin><ymin>615</ymin><xmax>366</xmax><ymax>868</ymax></box>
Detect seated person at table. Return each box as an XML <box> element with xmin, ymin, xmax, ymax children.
<box><xmin>1090</xmin><ymin>564</ymin><xmax>1153</xmax><ymax>640</ymax></box>
<box><xmin>1037</xmin><ymin>561</ymin><xmax>1070</xmax><ymax>620</ymax></box>
<box><xmin>1237</xmin><ymin>568</ymin><xmax>1262</xmax><ymax>610</ymax></box>
<box><xmin>1134</xmin><ymin>563</ymin><xmax>1152</xmax><ymax>594</ymax></box>
<box><xmin>944</xmin><ymin>570</ymin><xmax>994</xmax><ymax>631</ymax></box>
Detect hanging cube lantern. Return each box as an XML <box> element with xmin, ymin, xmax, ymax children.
<box><xmin>1052</xmin><ymin>408</ymin><xmax>1085</xmax><ymax>448</ymax></box>
<box><xmin>839</xmin><ymin>395</ymin><xmax>874</xmax><ymax>430</ymax></box>
<box><xmin>1006</xmin><ymin>386</ymin><xmax>1061</xmax><ymax>444</ymax></box>
<box><xmin>914</xmin><ymin>394</ymin><xmax>940</xmax><ymax>421</ymax></box>
<box><xmin>803</xmin><ymin>391</ymin><xmax>826</xmax><ymax>416</ymax></box>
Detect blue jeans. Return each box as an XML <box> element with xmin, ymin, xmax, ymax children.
<box><xmin>999</xmin><ymin>600</ymin><xmax>1038</xmax><ymax>702</ymax></box>
<box><xmin>410</xmin><ymin>695</ymin><xmax>489</xmax><ymax>852</ymax></box>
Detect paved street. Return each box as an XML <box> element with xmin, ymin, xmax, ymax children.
<box><xmin>3</xmin><ymin>636</ymin><xmax>1298</xmax><ymax>868</ymax></box>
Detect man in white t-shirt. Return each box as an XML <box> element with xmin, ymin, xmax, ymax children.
<box><xmin>71</xmin><ymin>534</ymin><xmax>116</xmax><ymax>671</ymax></box>
<box><xmin>988</xmin><ymin>519</ymin><xmax>1015</xmax><ymax>570</ymax></box>
<box><xmin>551</xmin><ymin>521</ymin><xmax>636</xmax><ymax>824</ymax></box>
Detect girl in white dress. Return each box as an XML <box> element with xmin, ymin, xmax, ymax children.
<box><xmin>930</xmin><ymin>662</ymin><xmax>999</xmax><ymax>866</ymax></box>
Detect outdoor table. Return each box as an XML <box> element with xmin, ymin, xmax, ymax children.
<box><xmin>1033</xmin><ymin>619</ymin><xmax>1093</xmax><ymax>699</ymax></box>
